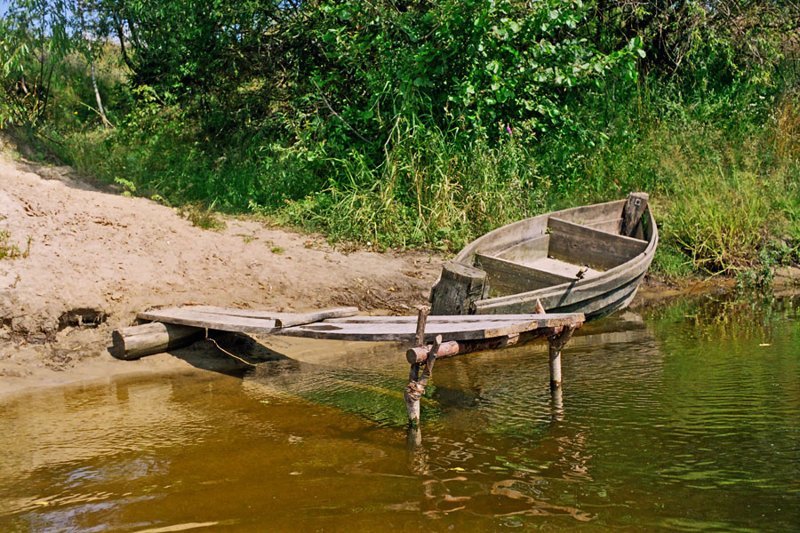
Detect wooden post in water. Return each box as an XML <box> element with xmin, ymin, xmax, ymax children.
<box><xmin>549</xmin><ymin>343</ymin><xmax>562</xmax><ymax>390</ymax></box>
<box><xmin>405</xmin><ymin>306</ymin><xmax>429</xmax><ymax>427</ymax></box>
<box><xmin>547</xmin><ymin>325</ymin><xmax>576</xmax><ymax>391</ymax></box>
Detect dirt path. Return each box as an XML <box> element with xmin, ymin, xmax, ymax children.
<box><xmin>0</xmin><ymin>145</ymin><xmax>442</xmax><ymax>398</ymax></box>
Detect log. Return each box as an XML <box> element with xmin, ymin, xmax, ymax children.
<box><xmin>110</xmin><ymin>322</ymin><xmax>203</xmax><ymax>360</ymax></box>
<box><xmin>430</xmin><ymin>262</ymin><xmax>486</xmax><ymax>315</ymax></box>
<box><xmin>406</xmin><ymin>331</ymin><xmax>540</xmax><ymax>364</ymax></box>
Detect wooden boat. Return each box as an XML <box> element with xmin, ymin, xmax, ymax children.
<box><xmin>430</xmin><ymin>192</ymin><xmax>658</xmax><ymax>320</ymax></box>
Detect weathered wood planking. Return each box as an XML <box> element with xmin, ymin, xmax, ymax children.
<box><xmin>582</xmin><ymin>217</ymin><xmax>622</xmax><ymax>235</ymax></box>
<box><xmin>137</xmin><ymin>306</ymin><xmax>358</xmax><ymax>334</ymax></box>
<box><xmin>181</xmin><ymin>305</ymin><xmax>358</xmax><ymax>327</ymax></box>
<box><xmin>547</xmin><ymin>217</ymin><xmax>648</xmax><ymax>271</ymax></box>
<box><xmin>495</xmin><ymin>235</ymin><xmax>550</xmax><ymax>263</ymax></box>
<box><xmin>279</xmin><ymin>313</ymin><xmax>584</xmax><ymax>342</ymax></box>
<box><xmin>138</xmin><ymin>308</ymin><xmax>282</xmax><ymax>333</ymax></box>
<box><xmin>474</xmin><ymin>265</ymin><xmax>646</xmax><ymax>316</ymax></box>
<box><xmin>525</xmin><ymin>257</ymin><xmax>600</xmax><ymax>280</ymax></box>
<box><xmin>550</xmin><ymin>199</ymin><xmax>626</xmax><ymax>226</ymax></box>
<box><xmin>310</xmin><ymin>313</ymin><xmax>575</xmax><ymax>324</ymax></box>
<box><xmin>621</xmin><ymin>192</ymin><xmax>649</xmax><ymax>238</ymax></box>
<box><xmin>475</xmin><ymin>253</ymin><xmax>573</xmax><ymax>294</ymax></box>
<box><xmin>452</xmin><ymin>215</ymin><xmax>550</xmax><ymax>261</ymax></box>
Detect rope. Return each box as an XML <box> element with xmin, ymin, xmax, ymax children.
<box><xmin>205</xmin><ymin>336</ymin><xmax>258</xmax><ymax>368</ymax></box>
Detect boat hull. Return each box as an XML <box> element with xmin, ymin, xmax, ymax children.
<box><xmin>430</xmin><ymin>196</ymin><xmax>658</xmax><ymax>320</ymax></box>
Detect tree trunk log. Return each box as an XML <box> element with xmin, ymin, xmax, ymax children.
<box><xmin>110</xmin><ymin>322</ymin><xmax>203</xmax><ymax>360</ymax></box>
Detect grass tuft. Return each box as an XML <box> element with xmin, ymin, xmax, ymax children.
<box><xmin>0</xmin><ymin>230</ymin><xmax>31</xmax><ymax>260</ymax></box>
<box><xmin>179</xmin><ymin>203</ymin><xmax>227</xmax><ymax>231</ymax></box>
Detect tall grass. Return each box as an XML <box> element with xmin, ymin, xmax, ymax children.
<box><xmin>532</xmin><ymin>85</ymin><xmax>800</xmax><ymax>279</ymax></box>
<box><xmin>36</xmin><ymin>81</ymin><xmax>800</xmax><ymax>281</ymax></box>
<box><xmin>279</xmin><ymin>119</ymin><xmax>545</xmax><ymax>249</ymax></box>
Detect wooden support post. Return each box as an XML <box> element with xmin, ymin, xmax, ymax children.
<box><xmin>621</xmin><ymin>192</ymin><xmax>649</xmax><ymax>239</ymax></box>
<box><xmin>551</xmin><ymin>387</ymin><xmax>564</xmax><ymax>422</ymax></box>
<box><xmin>547</xmin><ymin>325</ymin><xmax>576</xmax><ymax>391</ymax></box>
<box><xmin>110</xmin><ymin>322</ymin><xmax>203</xmax><ymax>360</ymax></box>
<box><xmin>406</xmin><ymin>305</ymin><xmax>442</xmax><ymax>428</ymax></box>
<box><xmin>415</xmin><ymin>305</ymin><xmax>430</xmax><ymax>346</ymax></box>
<box><xmin>549</xmin><ymin>343</ymin><xmax>562</xmax><ymax>390</ymax></box>
<box><xmin>430</xmin><ymin>262</ymin><xmax>486</xmax><ymax>315</ymax></box>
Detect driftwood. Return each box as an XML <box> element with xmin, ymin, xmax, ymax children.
<box><xmin>110</xmin><ymin>322</ymin><xmax>203</xmax><ymax>360</ymax></box>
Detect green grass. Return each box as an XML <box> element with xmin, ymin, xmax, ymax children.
<box><xmin>29</xmin><ymin>81</ymin><xmax>800</xmax><ymax>284</ymax></box>
<box><xmin>276</xmin><ymin>120</ymin><xmax>543</xmax><ymax>250</ymax></box>
<box><xmin>0</xmin><ymin>230</ymin><xmax>30</xmax><ymax>260</ymax></box>
<box><xmin>178</xmin><ymin>203</ymin><xmax>227</xmax><ymax>231</ymax></box>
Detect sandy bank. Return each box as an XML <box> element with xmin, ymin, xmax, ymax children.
<box><xmin>0</xmin><ymin>145</ymin><xmax>442</xmax><ymax>399</ymax></box>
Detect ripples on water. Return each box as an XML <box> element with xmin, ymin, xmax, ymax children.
<box><xmin>0</xmin><ymin>295</ymin><xmax>798</xmax><ymax>530</ymax></box>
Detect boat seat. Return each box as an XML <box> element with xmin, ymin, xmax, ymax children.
<box><xmin>495</xmin><ymin>234</ymin><xmax>550</xmax><ymax>263</ymax></box>
<box><xmin>475</xmin><ymin>253</ymin><xmax>593</xmax><ymax>296</ymax></box>
<box><xmin>547</xmin><ymin>217</ymin><xmax>648</xmax><ymax>271</ymax></box>
<box><xmin>524</xmin><ymin>257</ymin><xmax>601</xmax><ymax>280</ymax></box>
<box><xmin>581</xmin><ymin>217</ymin><xmax>622</xmax><ymax>235</ymax></box>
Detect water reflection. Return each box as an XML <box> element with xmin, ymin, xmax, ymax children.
<box><xmin>0</xmin><ymin>293</ymin><xmax>798</xmax><ymax>530</ymax></box>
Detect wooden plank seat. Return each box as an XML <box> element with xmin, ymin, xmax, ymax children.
<box><xmin>547</xmin><ymin>217</ymin><xmax>648</xmax><ymax>271</ymax></box>
<box><xmin>474</xmin><ymin>253</ymin><xmax>600</xmax><ymax>296</ymax></box>
<box><xmin>526</xmin><ymin>257</ymin><xmax>601</xmax><ymax>280</ymax></box>
<box><xmin>475</xmin><ymin>253</ymin><xmax>571</xmax><ymax>294</ymax></box>
<box><xmin>581</xmin><ymin>217</ymin><xmax>622</xmax><ymax>235</ymax></box>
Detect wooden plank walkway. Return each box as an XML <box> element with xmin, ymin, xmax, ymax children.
<box><xmin>280</xmin><ymin>313</ymin><xmax>583</xmax><ymax>342</ymax></box>
<box><xmin>137</xmin><ymin>306</ymin><xmax>359</xmax><ymax>334</ymax></box>
<box><xmin>136</xmin><ymin>306</ymin><xmax>584</xmax><ymax>343</ymax></box>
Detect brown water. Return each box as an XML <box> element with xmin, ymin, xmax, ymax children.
<box><xmin>1</xmin><ymin>295</ymin><xmax>798</xmax><ymax>531</ymax></box>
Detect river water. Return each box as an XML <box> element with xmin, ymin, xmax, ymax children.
<box><xmin>1</xmin><ymin>294</ymin><xmax>798</xmax><ymax>531</ymax></box>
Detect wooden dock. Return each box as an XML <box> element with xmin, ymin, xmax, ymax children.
<box><xmin>113</xmin><ymin>304</ymin><xmax>585</xmax><ymax>426</ymax></box>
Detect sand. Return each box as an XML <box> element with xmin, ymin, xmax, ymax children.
<box><xmin>0</xmin><ymin>143</ymin><xmax>442</xmax><ymax>399</ymax></box>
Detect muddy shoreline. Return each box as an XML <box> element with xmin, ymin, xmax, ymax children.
<box><xmin>2</xmin><ymin>147</ymin><xmax>798</xmax><ymax>402</ymax></box>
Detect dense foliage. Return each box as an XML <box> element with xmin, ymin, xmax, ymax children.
<box><xmin>1</xmin><ymin>0</ymin><xmax>798</xmax><ymax>278</ymax></box>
